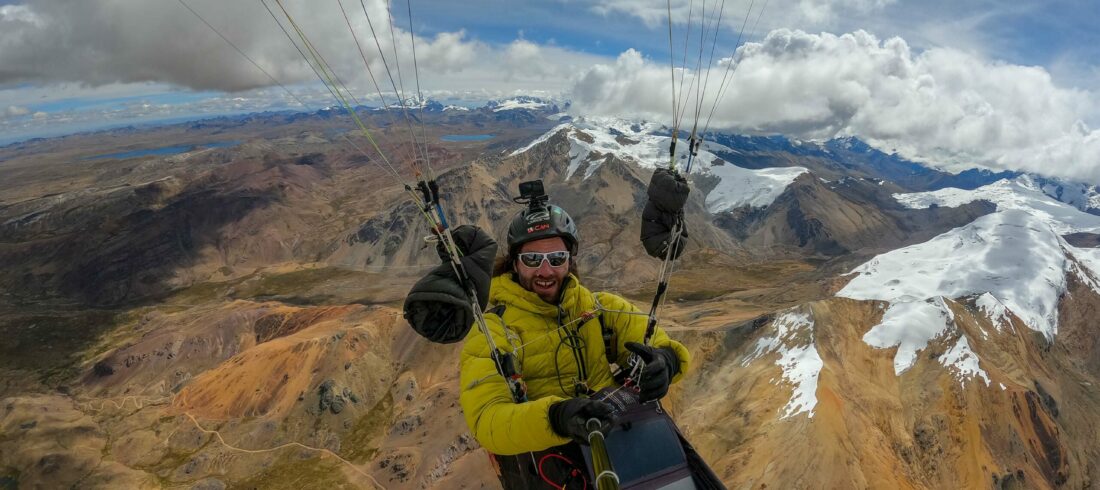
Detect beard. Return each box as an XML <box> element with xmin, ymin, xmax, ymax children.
<box><xmin>519</xmin><ymin>270</ymin><xmax>566</xmax><ymax>303</ymax></box>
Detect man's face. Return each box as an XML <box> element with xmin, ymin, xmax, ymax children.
<box><xmin>515</xmin><ymin>237</ymin><xmax>571</xmax><ymax>303</ymax></box>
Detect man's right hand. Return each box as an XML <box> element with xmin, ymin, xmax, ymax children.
<box><xmin>548</xmin><ymin>398</ymin><xmax>617</xmax><ymax>444</ymax></box>
<box><xmin>435</xmin><ymin>224</ymin><xmax>495</xmax><ymax>299</ymax></box>
<box><xmin>403</xmin><ymin>224</ymin><xmax>497</xmax><ymax>344</ymax></box>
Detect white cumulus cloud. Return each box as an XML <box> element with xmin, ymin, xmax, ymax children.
<box><xmin>0</xmin><ymin>0</ymin><xmax>603</xmax><ymax>95</ymax></box>
<box><xmin>4</xmin><ymin>105</ymin><xmax>31</xmax><ymax>118</ymax></box>
<box><xmin>567</xmin><ymin>29</ymin><xmax>1100</xmax><ymax>183</ymax></box>
<box><xmin>587</xmin><ymin>0</ymin><xmax>896</xmax><ymax>29</ymax></box>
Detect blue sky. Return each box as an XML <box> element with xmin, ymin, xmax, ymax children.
<box><xmin>1</xmin><ymin>0</ymin><xmax>1098</xmax><ymax>180</ymax></box>
<box><xmin>394</xmin><ymin>1</ymin><xmax>672</xmax><ymax>58</ymax></box>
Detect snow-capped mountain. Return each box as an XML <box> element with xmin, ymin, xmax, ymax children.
<box><xmin>512</xmin><ymin>117</ymin><xmax>808</xmax><ymax>213</ymax></box>
<box><xmin>366</xmin><ymin>96</ymin><xmax>565</xmax><ymax>115</ymax></box>
<box><xmin>894</xmin><ymin>175</ymin><xmax>1100</xmax><ymax>234</ymax></box>
<box><xmin>380</xmin><ymin>96</ymin><xmax>443</xmax><ymax>111</ymax></box>
<box><xmin>703</xmin><ymin>132</ymin><xmax>1020</xmax><ymax>192</ymax></box>
<box><xmin>485</xmin><ymin>96</ymin><xmax>559</xmax><ymax>113</ymax></box>
<box><xmin>832</xmin><ymin>172</ymin><xmax>1100</xmax><ymax>391</ymax></box>
<box><xmin>839</xmin><ymin>209</ymin><xmax>1083</xmax><ymax>339</ymax></box>
<box><xmin>1034</xmin><ymin>176</ymin><xmax>1100</xmax><ymax>215</ymax></box>
<box><xmin>510</xmin><ymin>117</ymin><xmax>998</xmax><ymax>259</ymax></box>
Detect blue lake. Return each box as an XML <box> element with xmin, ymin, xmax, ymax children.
<box><xmin>85</xmin><ymin>140</ymin><xmax>240</xmax><ymax>160</ymax></box>
<box><xmin>440</xmin><ymin>134</ymin><xmax>494</xmax><ymax>142</ymax></box>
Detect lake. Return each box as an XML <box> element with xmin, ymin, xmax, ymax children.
<box><xmin>85</xmin><ymin>140</ymin><xmax>240</xmax><ymax>160</ymax></box>
<box><xmin>440</xmin><ymin>134</ymin><xmax>494</xmax><ymax>142</ymax></box>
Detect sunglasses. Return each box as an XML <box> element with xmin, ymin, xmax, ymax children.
<box><xmin>517</xmin><ymin>251</ymin><xmax>571</xmax><ymax>268</ymax></box>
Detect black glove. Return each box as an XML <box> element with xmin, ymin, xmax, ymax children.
<box><xmin>403</xmin><ymin>225</ymin><xmax>497</xmax><ymax>344</ymax></box>
<box><xmin>625</xmin><ymin>342</ymin><xmax>680</xmax><ymax>402</ymax></box>
<box><xmin>640</xmin><ymin>168</ymin><xmax>690</xmax><ymax>260</ymax></box>
<box><xmin>435</xmin><ymin>225</ymin><xmax>496</xmax><ymax>302</ymax></box>
<box><xmin>648</xmin><ymin>167</ymin><xmax>690</xmax><ymax>212</ymax></box>
<box><xmin>548</xmin><ymin>398</ymin><xmax>617</xmax><ymax>445</ymax></box>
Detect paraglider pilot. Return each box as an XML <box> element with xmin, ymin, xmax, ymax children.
<box><xmin>404</xmin><ymin>170</ymin><xmax>724</xmax><ymax>489</ymax></box>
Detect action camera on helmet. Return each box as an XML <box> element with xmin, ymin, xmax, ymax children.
<box><xmin>506</xmin><ymin>180</ymin><xmax>579</xmax><ymax>255</ymax></box>
<box><xmin>515</xmin><ymin>179</ymin><xmax>549</xmax><ymax>209</ymax></box>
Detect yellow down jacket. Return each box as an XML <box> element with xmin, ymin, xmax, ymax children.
<box><xmin>459</xmin><ymin>273</ymin><xmax>691</xmax><ymax>456</ymax></box>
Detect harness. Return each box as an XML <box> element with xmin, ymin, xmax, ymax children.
<box><xmin>484</xmin><ymin>296</ymin><xmax>723</xmax><ymax>489</ymax></box>
<box><xmin>486</xmin><ymin>299</ymin><xmax>618</xmax><ymax>395</ymax></box>
<box><xmin>486</xmin><ymin>384</ymin><xmax>723</xmax><ymax>490</ymax></box>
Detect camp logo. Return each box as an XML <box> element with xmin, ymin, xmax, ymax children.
<box><xmin>525</xmin><ymin>210</ymin><xmax>550</xmax><ymax>223</ymax></box>
<box><xmin>527</xmin><ymin>223</ymin><xmax>550</xmax><ymax>233</ymax></box>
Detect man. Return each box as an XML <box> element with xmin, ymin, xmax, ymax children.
<box><xmin>404</xmin><ymin>172</ymin><xmax>716</xmax><ymax>488</ymax></box>
<box><xmin>458</xmin><ymin>200</ymin><xmax>690</xmax><ymax>458</ymax></box>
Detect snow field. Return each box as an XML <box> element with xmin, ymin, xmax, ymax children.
<box><xmin>742</xmin><ymin>310</ymin><xmax>823</xmax><ymax>419</ymax></box>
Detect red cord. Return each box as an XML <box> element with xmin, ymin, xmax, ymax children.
<box><xmin>538</xmin><ymin>453</ymin><xmax>588</xmax><ymax>490</ymax></box>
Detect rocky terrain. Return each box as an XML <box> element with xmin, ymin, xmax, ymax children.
<box><xmin>1</xmin><ymin>102</ymin><xmax>1098</xmax><ymax>489</ymax></box>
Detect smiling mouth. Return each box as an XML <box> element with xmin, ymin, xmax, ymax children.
<box><xmin>534</xmin><ymin>279</ymin><xmax>556</xmax><ymax>289</ymax></box>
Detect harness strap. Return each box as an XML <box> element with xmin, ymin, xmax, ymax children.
<box><xmin>599</xmin><ymin>310</ymin><xmax>617</xmax><ymax>367</ymax></box>
<box><xmin>489</xmin><ymin>302</ymin><xmax>619</xmax><ymax>390</ymax></box>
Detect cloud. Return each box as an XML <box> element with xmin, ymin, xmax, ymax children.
<box><xmin>504</xmin><ymin>40</ymin><xmax>549</xmax><ymax>78</ymax></box>
<box><xmin>587</xmin><ymin>0</ymin><xmax>896</xmax><ymax>29</ymax></box>
<box><xmin>569</xmin><ymin>49</ymin><xmax>670</xmax><ymax>123</ymax></box>
<box><xmin>4</xmin><ymin>105</ymin><xmax>31</xmax><ymax>118</ymax></box>
<box><xmin>0</xmin><ymin>4</ymin><xmax>44</xmax><ymax>25</ymax></box>
<box><xmin>6</xmin><ymin>1</ymin><xmax>1093</xmax><ymax>182</ymax></box>
<box><xmin>793</xmin><ymin>0</ymin><xmax>896</xmax><ymax>24</ymax></box>
<box><xmin>567</xmin><ymin>29</ymin><xmax>1100</xmax><ymax>182</ymax></box>
<box><xmin>0</xmin><ymin>0</ymin><xmax>603</xmax><ymax>94</ymax></box>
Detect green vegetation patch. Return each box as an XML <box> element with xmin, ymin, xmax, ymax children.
<box><xmin>0</xmin><ymin>310</ymin><xmax>121</xmax><ymax>384</ymax></box>
<box><xmin>674</xmin><ymin>289</ymin><xmax>733</xmax><ymax>302</ymax></box>
<box><xmin>81</xmin><ymin>308</ymin><xmax>148</xmax><ymax>361</ymax></box>
<box><xmin>230</xmin><ymin>268</ymin><xmax>361</xmax><ymax>303</ymax></box>
<box><xmin>0</xmin><ymin>468</ymin><xmax>18</xmax><ymax>490</ymax></box>
<box><xmin>340</xmin><ymin>392</ymin><xmax>394</xmax><ymax>464</ymax></box>
<box><xmin>167</xmin><ymin>266</ymin><xmax>410</xmax><ymax>307</ymax></box>
<box><xmin>625</xmin><ymin>258</ymin><xmax>817</xmax><ymax>303</ymax></box>
<box><xmin>167</xmin><ymin>279</ymin><xmax>236</xmax><ymax>304</ymax></box>
<box><xmin>0</xmin><ymin>467</ymin><xmax>18</xmax><ymax>489</ymax></box>
<box><xmin>166</xmin><ymin>267</ymin><xmax>363</xmax><ymax>305</ymax></box>
<box><xmin>150</xmin><ymin>420</ymin><xmax>213</xmax><ymax>483</ymax></box>
<box><xmin>229</xmin><ymin>453</ymin><xmax>357</xmax><ymax>490</ymax></box>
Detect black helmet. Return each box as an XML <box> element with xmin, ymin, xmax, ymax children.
<box><xmin>506</xmin><ymin>204</ymin><xmax>579</xmax><ymax>254</ymax></box>
<box><xmin>506</xmin><ymin>181</ymin><xmax>579</xmax><ymax>255</ymax></box>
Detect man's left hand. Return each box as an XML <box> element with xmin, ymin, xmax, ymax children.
<box><xmin>624</xmin><ymin>342</ymin><xmax>681</xmax><ymax>402</ymax></box>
